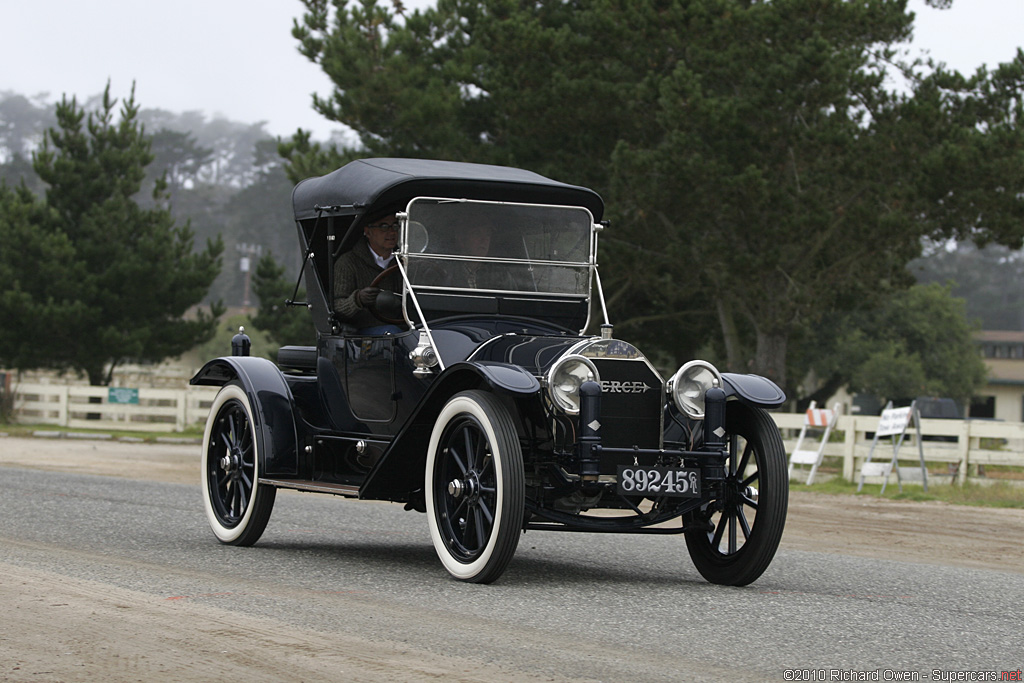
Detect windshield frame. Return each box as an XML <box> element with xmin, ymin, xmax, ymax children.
<box><xmin>389</xmin><ymin>197</ymin><xmax>605</xmax><ymax>340</ymax></box>
<box><xmin>398</xmin><ymin>196</ymin><xmax>598</xmax><ymax>297</ymax></box>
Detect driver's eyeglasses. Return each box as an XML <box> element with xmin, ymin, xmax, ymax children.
<box><xmin>368</xmin><ymin>222</ymin><xmax>399</xmax><ymax>231</ymax></box>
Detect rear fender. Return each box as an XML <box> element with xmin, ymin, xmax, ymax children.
<box><xmin>191</xmin><ymin>357</ymin><xmax>299</xmax><ymax>476</ymax></box>
<box><xmin>359</xmin><ymin>361</ymin><xmax>539</xmax><ymax>501</ymax></box>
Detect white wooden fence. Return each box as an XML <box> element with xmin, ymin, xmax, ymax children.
<box><xmin>6</xmin><ymin>382</ymin><xmax>1024</xmax><ymax>482</ymax></box>
<box><xmin>774</xmin><ymin>412</ymin><xmax>1024</xmax><ymax>485</ymax></box>
<box><xmin>8</xmin><ymin>382</ymin><xmax>219</xmax><ymax>433</ymax></box>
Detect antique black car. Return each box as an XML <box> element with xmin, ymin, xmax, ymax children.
<box><xmin>191</xmin><ymin>158</ymin><xmax>788</xmax><ymax>585</ymax></box>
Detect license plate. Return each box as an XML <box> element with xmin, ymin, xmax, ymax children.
<box><xmin>616</xmin><ymin>465</ymin><xmax>701</xmax><ymax>498</ymax></box>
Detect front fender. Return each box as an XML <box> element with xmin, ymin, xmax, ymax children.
<box><xmin>453</xmin><ymin>360</ymin><xmax>541</xmax><ymax>394</ymax></box>
<box><xmin>191</xmin><ymin>357</ymin><xmax>299</xmax><ymax>477</ymax></box>
<box><xmin>721</xmin><ymin>372</ymin><xmax>786</xmax><ymax>409</ymax></box>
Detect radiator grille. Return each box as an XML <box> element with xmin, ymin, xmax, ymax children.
<box><xmin>591</xmin><ymin>357</ymin><xmax>663</xmax><ymax>451</ymax></box>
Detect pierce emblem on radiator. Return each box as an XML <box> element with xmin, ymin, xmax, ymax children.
<box><xmin>599</xmin><ymin>380</ymin><xmax>652</xmax><ymax>394</ymax></box>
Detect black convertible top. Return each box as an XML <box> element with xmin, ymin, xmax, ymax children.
<box><xmin>291</xmin><ymin>158</ymin><xmax>604</xmax><ymax>222</ymax></box>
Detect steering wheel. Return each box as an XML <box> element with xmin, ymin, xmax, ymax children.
<box><xmin>367</xmin><ymin>263</ymin><xmax>405</xmax><ymax>325</ymax></box>
<box><xmin>407</xmin><ymin>220</ymin><xmax>429</xmax><ymax>254</ymax></box>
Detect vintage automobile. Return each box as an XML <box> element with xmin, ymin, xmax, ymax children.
<box><xmin>191</xmin><ymin>158</ymin><xmax>788</xmax><ymax>585</ymax></box>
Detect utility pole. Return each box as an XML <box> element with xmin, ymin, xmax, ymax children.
<box><xmin>236</xmin><ymin>242</ymin><xmax>263</xmax><ymax>313</ymax></box>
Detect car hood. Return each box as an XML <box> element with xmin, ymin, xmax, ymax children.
<box><xmin>467</xmin><ymin>332</ymin><xmax>660</xmax><ymax>380</ymax></box>
<box><xmin>468</xmin><ymin>334</ymin><xmax>583</xmax><ymax>374</ymax></box>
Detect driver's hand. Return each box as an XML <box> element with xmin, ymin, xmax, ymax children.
<box><xmin>356</xmin><ymin>286</ymin><xmax>380</xmax><ymax>307</ymax></box>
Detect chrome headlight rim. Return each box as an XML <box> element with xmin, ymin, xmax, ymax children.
<box><xmin>546</xmin><ymin>354</ymin><xmax>600</xmax><ymax>416</ymax></box>
<box><xmin>668</xmin><ymin>360</ymin><xmax>723</xmax><ymax>420</ymax></box>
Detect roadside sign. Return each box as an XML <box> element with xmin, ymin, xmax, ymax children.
<box><xmin>108</xmin><ymin>387</ymin><xmax>139</xmax><ymax>405</ymax></box>
<box><xmin>858</xmin><ymin>401</ymin><xmax>928</xmax><ymax>493</ymax></box>
<box><xmin>875</xmin><ymin>406</ymin><xmax>912</xmax><ymax>437</ymax></box>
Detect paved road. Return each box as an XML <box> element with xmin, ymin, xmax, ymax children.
<box><xmin>2</xmin><ymin>465</ymin><xmax>1021</xmax><ymax>682</ymax></box>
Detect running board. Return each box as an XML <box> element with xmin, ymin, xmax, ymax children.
<box><xmin>260</xmin><ymin>478</ymin><xmax>360</xmax><ymax>498</ymax></box>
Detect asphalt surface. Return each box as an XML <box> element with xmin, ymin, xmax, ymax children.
<box><xmin>2</xmin><ymin>464</ymin><xmax>1022</xmax><ymax>682</ymax></box>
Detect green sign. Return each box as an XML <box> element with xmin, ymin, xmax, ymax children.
<box><xmin>108</xmin><ymin>387</ymin><xmax>139</xmax><ymax>404</ymax></box>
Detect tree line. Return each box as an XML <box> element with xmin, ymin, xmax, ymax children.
<box><xmin>2</xmin><ymin>0</ymin><xmax>1021</xmax><ymax>409</ymax></box>
<box><xmin>1</xmin><ymin>88</ymin><xmax>305</xmax><ymax>307</ymax></box>
<box><xmin>280</xmin><ymin>0</ymin><xmax>1019</xmax><ymax>407</ymax></box>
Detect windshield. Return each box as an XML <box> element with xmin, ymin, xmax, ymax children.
<box><xmin>402</xmin><ymin>198</ymin><xmax>595</xmax><ymax>296</ymax></box>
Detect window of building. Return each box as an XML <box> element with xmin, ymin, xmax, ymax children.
<box><xmin>970</xmin><ymin>395</ymin><xmax>995</xmax><ymax>419</ymax></box>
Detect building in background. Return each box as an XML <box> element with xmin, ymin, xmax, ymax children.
<box><xmin>974</xmin><ymin>330</ymin><xmax>1024</xmax><ymax>421</ymax></box>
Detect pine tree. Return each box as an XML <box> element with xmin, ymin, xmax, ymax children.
<box><xmin>290</xmin><ymin>0</ymin><xmax>1024</xmax><ymax>394</ymax></box>
<box><xmin>250</xmin><ymin>252</ymin><xmax>316</xmax><ymax>348</ymax></box>
<box><xmin>4</xmin><ymin>83</ymin><xmax>226</xmax><ymax>385</ymax></box>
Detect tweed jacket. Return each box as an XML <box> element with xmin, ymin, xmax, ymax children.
<box><xmin>332</xmin><ymin>240</ymin><xmax>402</xmax><ymax>330</ymax></box>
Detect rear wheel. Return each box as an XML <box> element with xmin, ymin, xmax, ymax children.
<box><xmin>426</xmin><ymin>390</ymin><xmax>524</xmax><ymax>583</ymax></box>
<box><xmin>201</xmin><ymin>383</ymin><xmax>276</xmax><ymax>546</ymax></box>
<box><xmin>685</xmin><ymin>403</ymin><xmax>788</xmax><ymax>586</ymax></box>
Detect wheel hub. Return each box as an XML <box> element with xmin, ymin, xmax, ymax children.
<box><xmin>447</xmin><ymin>471</ymin><xmax>480</xmax><ymax>500</ymax></box>
<box><xmin>721</xmin><ymin>472</ymin><xmax>746</xmax><ymax>503</ymax></box>
<box><xmin>745</xmin><ymin>486</ymin><xmax>759</xmax><ymax>503</ymax></box>
<box><xmin>220</xmin><ymin>449</ymin><xmax>241</xmax><ymax>475</ymax></box>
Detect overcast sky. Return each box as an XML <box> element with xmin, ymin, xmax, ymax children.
<box><xmin>1</xmin><ymin>0</ymin><xmax>1021</xmax><ymax>141</ymax></box>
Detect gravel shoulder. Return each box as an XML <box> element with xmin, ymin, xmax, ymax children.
<box><xmin>3</xmin><ymin>434</ymin><xmax>1023</xmax><ymax>682</ymax></box>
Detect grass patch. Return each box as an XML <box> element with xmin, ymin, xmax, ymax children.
<box><xmin>790</xmin><ymin>477</ymin><xmax>862</xmax><ymax>496</ymax></box>
<box><xmin>791</xmin><ymin>476</ymin><xmax>1024</xmax><ymax>509</ymax></box>
<box><xmin>0</xmin><ymin>422</ymin><xmax>203</xmax><ymax>442</ymax></box>
<box><xmin>912</xmin><ymin>481</ymin><xmax>1024</xmax><ymax>508</ymax></box>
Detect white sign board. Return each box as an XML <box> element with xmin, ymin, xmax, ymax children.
<box><xmin>875</xmin><ymin>406</ymin><xmax>912</xmax><ymax>437</ymax></box>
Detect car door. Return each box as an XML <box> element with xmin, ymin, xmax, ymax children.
<box><xmin>344</xmin><ymin>334</ymin><xmax>398</xmax><ymax>424</ymax></box>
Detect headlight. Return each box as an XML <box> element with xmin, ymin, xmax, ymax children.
<box><xmin>546</xmin><ymin>355</ymin><xmax>600</xmax><ymax>415</ymax></box>
<box><xmin>669</xmin><ymin>360</ymin><xmax>723</xmax><ymax>419</ymax></box>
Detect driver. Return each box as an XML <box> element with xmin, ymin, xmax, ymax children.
<box><xmin>333</xmin><ymin>211</ymin><xmax>404</xmax><ymax>334</ymax></box>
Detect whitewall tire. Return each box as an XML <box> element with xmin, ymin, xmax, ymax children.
<box><xmin>201</xmin><ymin>383</ymin><xmax>276</xmax><ymax>546</ymax></box>
<box><xmin>426</xmin><ymin>390</ymin><xmax>524</xmax><ymax>583</ymax></box>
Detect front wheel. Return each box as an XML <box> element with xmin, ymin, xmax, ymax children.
<box><xmin>201</xmin><ymin>383</ymin><xmax>276</xmax><ymax>546</ymax></box>
<box><xmin>426</xmin><ymin>390</ymin><xmax>525</xmax><ymax>583</ymax></box>
<box><xmin>685</xmin><ymin>403</ymin><xmax>788</xmax><ymax>586</ymax></box>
